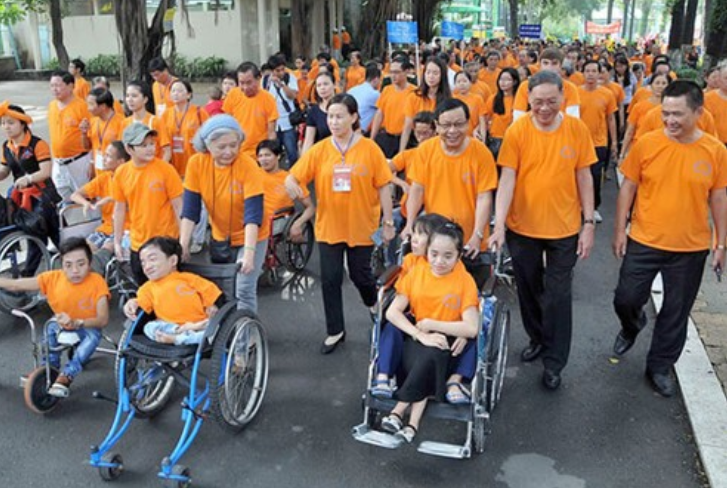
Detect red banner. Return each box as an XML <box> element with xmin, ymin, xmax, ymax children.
<box><xmin>586</xmin><ymin>21</ymin><xmax>622</xmax><ymax>35</ymax></box>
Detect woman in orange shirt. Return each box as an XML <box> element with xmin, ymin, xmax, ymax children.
<box><xmin>620</xmin><ymin>72</ymin><xmax>671</xmax><ymax>159</ymax></box>
<box><xmin>163</xmin><ymin>79</ymin><xmax>209</xmax><ymax>178</ymax></box>
<box><xmin>344</xmin><ymin>51</ymin><xmax>366</xmax><ymax>92</ymax></box>
<box><xmin>286</xmin><ymin>94</ymin><xmax>395</xmax><ymax>354</ymax></box>
<box><xmin>123</xmin><ymin>80</ymin><xmax>171</xmax><ymax>162</ymax></box>
<box><xmin>453</xmin><ymin>71</ymin><xmax>486</xmax><ymax>140</ymax></box>
<box><xmin>484</xmin><ymin>67</ymin><xmax>520</xmax><ymax>160</ymax></box>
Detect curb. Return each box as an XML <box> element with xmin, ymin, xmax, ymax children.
<box><xmin>617</xmin><ymin>171</ymin><xmax>727</xmax><ymax>488</ymax></box>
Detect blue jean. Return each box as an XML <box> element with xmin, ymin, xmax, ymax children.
<box><xmin>277</xmin><ymin>128</ymin><xmax>299</xmax><ymax>167</ymax></box>
<box><xmin>377</xmin><ymin>322</ymin><xmax>404</xmax><ymax>376</ymax></box>
<box><xmin>451</xmin><ymin>339</ymin><xmax>477</xmax><ymax>380</ymax></box>
<box><xmin>236</xmin><ymin>239</ymin><xmax>268</xmax><ymax>313</ymax></box>
<box><xmin>144</xmin><ymin>320</ymin><xmax>205</xmax><ymax>346</ymax></box>
<box><xmin>45</xmin><ymin>321</ymin><xmax>101</xmax><ymax>378</ymax></box>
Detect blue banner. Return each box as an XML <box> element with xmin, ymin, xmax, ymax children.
<box><xmin>386</xmin><ymin>21</ymin><xmax>419</xmax><ymax>44</ymax></box>
<box><xmin>441</xmin><ymin>21</ymin><xmax>465</xmax><ymax>40</ymax></box>
<box><xmin>518</xmin><ymin>24</ymin><xmax>542</xmax><ymax>38</ymax></box>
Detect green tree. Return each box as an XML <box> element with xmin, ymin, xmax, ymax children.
<box><xmin>0</xmin><ymin>0</ymin><xmax>69</xmax><ymax>68</ymax></box>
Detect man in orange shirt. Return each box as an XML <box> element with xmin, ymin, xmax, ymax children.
<box><xmin>579</xmin><ymin>60</ymin><xmax>618</xmax><ymax>223</ymax></box>
<box><xmin>148</xmin><ymin>57</ymin><xmax>178</xmax><ymax>117</ymax></box>
<box><xmin>479</xmin><ymin>50</ymin><xmax>502</xmax><ymax>94</ymax></box>
<box><xmin>48</xmin><ymin>70</ymin><xmax>93</xmax><ymax>200</ymax></box>
<box><xmin>223</xmin><ymin>62</ymin><xmax>279</xmax><ymax>158</ymax></box>
<box><xmin>489</xmin><ymin>70</ymin><xmax>597</xmax><ymax>390</ymax></box>
<box><xmin>612</xmin><ymin>81</ymin><xmax>727</xmax><ymax>397</ymax></box>
<box><xmin>704</xmin><ymin>63</ymin><xmax>727</xmax><ymax>146</ymax></box>
<box><xmin>69</xmin><ymin>58</ymin><xmax>90</xmax><ymax>101</ymax></box>
<box><xmin>80</xmin><ymin>88</ymin><xmax>125</xmax><ymax>174</ymax></box>
<box><xmin>513</xmin><ymin>48</ymin><xmax>580</xmax><ymax>120</ymax></box>
<box><xmin>370</xmin><ymin>57</ymin><xmax>416</xmax><ymax>158</ymax></box>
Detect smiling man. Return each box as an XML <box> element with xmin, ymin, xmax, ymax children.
<box><xmin>489</xmin><ymin>70</ymin><xmax>596</xmax><ymax>391</ymax></box>
<box><xmin>612</xmin><ymin>80</ymin><xmax>727</xmax><ymax>397</ymax></box>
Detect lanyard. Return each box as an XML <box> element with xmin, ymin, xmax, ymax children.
<box><xmin>96</xmin><ymin>111</ymin><xmax>114</xmax><ymax>147</ymax></box>
<box><xmin>174</xmin><ymin>104</ymin><xmax>190</xmax><ymax>133</ymax></box>
<box><xmin>332</xmin><ymin>132</ymin><xmax>356</xmax><ymax>164</ymax></box>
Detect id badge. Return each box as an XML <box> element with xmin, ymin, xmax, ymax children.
<box><xmin>332</xmin><ymin>165</ymin><xmax>352</xmax><ymax>193</ymax></box>
<box><xmin>94</xmin><ymin>151</ymin><xmax>105</xmax><ymax>170</ymax></box>
<box><xmin>172</xmin><ymin>136</ymin><xmax>185</xmax><ymax>154</ymax></box>
<box><xmin>156</xmin><ymin>104</ymin><xmax>166</xmax><ymax>116</ymax></box>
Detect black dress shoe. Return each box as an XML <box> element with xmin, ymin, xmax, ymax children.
<box><xmin>520</xmin><ymin>343</ymin><xmax>543</xmax><ymax>362</ymax></box>
<box><xmin>613</xmin><ymin>331</ymin><xmax>636</xmax><ymax>357</ymax></box>
<box><xmin>542</xmin><ymin>369</ymin><xmax>561</xmax><ymax>390</ymax></box>
<box><xmin>647</xmin><ymin>371</ymin><xmax>676</xmax><ymax>397</ymax></box>
<box><xmin>320</xmin><ymin>332</ymin><xmax>346</xmax><ymax>355</ymax></box>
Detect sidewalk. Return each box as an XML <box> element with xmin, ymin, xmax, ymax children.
<box><xmin>692</xmin><ymin>267</ymin><xmax>727</xmax><ymax>394</ymax></box>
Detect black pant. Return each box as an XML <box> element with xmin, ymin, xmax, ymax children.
<box><xmin>507</xmin><ymin>230</ymin><xmax>579</xmax><ymax>372</ymax></box>
<box><xmin>374</xmin><ymin>131</ymin><xmax>401</xmax><ymax>159</ymax></box>
<box><xmin>613</xmin><ymin>239</ymin><xmax>708</xmax><ymax>374</ymax></box>
<box><xmin>318</xmin><ymin>242</ymin><xmax>377</xmax><ymax>335</ymax></box>
<box><xmin>593</xmin><ymin>146</ymin><xmax>608</xmax><ymax>210</ymax></box>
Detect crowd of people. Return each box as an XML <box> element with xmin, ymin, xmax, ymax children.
<box><xmin>0</xmin><ymin>35</ymin><xmax>726</xmax><ymax>442</ymax></box>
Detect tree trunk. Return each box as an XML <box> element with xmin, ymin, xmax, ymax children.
<box><xmin>622</xmin><ymin>0</ymin><xmax>630</xmax><ymax>38</ymax></box>
<box><xmin>639</xmin><ymin>0</ymin><xmax>653</xmax><ymax>36</ymax></box>
<box><xmin>508</xmin><ymin>0</ymin><xmax>519</xmax><ymax>38</ymax></box>
<box><xmin>360</xmin><ymin>0</ymin><xmax>399</xmax><ymax>60</ymax></box>
<box><xmin>49</xmin><ymin>0</ymin><xmax>69</xmax><ymax>68</ymax></box>
<box><xmin>628</xmin><ymin>0</ymin><xmax>636</xmax><ymax>41</ymax></box>
<box><xmin>667</xmin><ymin>0</ymin><xmax>685</xmax><ymax>51</ymax></box>
<box><xmin>703</xmin><ymin>0</ymin><xmax>713</xmax><ymax>52</ymax></box>
<box><xmin>606</xmin><ymin>0</ymin><xmax>614</xmax><ymax>23</ymax></box>
<box><xmin>291</xmin><ymin>0</ymin><xmax>313</xmax><ymax>59</ymax></box>
<box><xmin>705</xmin><ymin>0</ymin><xmax>727</xmax><ymax>67</ymax></box>
<box><xmin>681</xmin><ymin>0</ymin><xmax>699</xmax><ymax>46</ymax></box>
<box><xmin>115</xmin><ymin>0</ymin><xmax>171</xmax><ymax>86</ymax></box>
<box><xmin>412</xmin><ymin>0</ymin><xmax>439</xmax><ymax>47</ymax></box>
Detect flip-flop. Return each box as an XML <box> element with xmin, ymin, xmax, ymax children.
<box><xmin>395</xmin><ymin>424</ymin><xmax>417</xmax><ymax>444</ymax></box>
<box><xmin>381</xmin><ymin>412</ymin><xmax>403</xmax><ymax>434</ymax></box>
<box><xmin>371</xmin><ymin>379</ymin><xmax>394</xmax><ymax>399</ymax></box>
<box><xmin>445</xmin><ymin>381</ymin><xmax>471</xmax><ymax>405</ymax></box>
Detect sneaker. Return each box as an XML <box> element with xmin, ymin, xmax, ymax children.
<box><xmin>394</xmin><ymin>425</ymin><xmax>417</xmax><ymax>444</ymax></box>
<box><xmin>594</xmin><ymin>210</ymin><xmax>603</xmax><ymax>223</ymax></box>
<box><xmin>48</xmin><ymin>374</ymin><xmax>72</xmax><ymax>398</ymax></box>
<box><xmin>190</xmin><ymin>242</ymin><xmax>204</xmax><ymax>254</ymax></box>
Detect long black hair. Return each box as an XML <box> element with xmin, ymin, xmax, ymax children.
<box><xmin>493</xmin><ymin>68</ymin><xmax>520</xmax><ymax>116</ymax></box>
<box><xmin>417</xmin><ymin>56</ymin><xmax>451</xmax><ymax>106</ymax></box>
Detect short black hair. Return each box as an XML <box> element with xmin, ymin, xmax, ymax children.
<box><xmin>316</xmin><ymin>52</ymin><xmax>332</xmax><ymax>62</ymax></box>
<box><xmin>329</xmin><ymin>93</ymin><xmax>360</xmax><ymax>131</ymax></box>
<box><xmin>412</xmin><ymin>110</ymin><xmax>436</xmax><ymax>129</ymax></box>
<box><xmin>237</xmin><ymin>61</ymin><xmax>261</xmax><ymax>78</ymax></box>
<box><xmin>434</xmin><ymin>97</ymin><xmax>470</xmax><ymax>122</ymax></box>
<box><xmin>51</xmin><ymin>70</ymin><xmax>74</xmax><ymax>85</ymax></box>
<box><xmin>413</xmin><ymin>213</ymin><xmax>449</xmax><ymax>237</ymax></box>
<box><xmin>70</xmin><ymin>58</ymin><xmax>86</xmax><ymax>73</ymax></box>
<box><xmin>429</xmin><ymin>219</ymin><xmax>465</xmax><ymax>255</ymax></box>
<box><xmin>267</xmin><ymin>55</ymin><xmax>287</xmax><ymax>69</ymax></box>
<box><xmin>109</xmin><ymin>140</ymin><xmax>131</xmax><ymax>162</ymax></box>
<box><xmin>582</xmin><ymin>59</ymin><xmax>602</xmax><ymax>72</ymax></box>
<box><xmin>89</xmin><ymin>87</ymin><xmax>114</xmax><ymax>108</ymax></box>
<box><xmin>139</xmin><ymin>236</ymin><xmax>182</xmax><ymax>265</ymax></box>
<box><xmin>172</xmin><ymin>78</ymin><xmax>194</xmax><ymax>95</ymax></box>
<box><xmin>256</xmin><ymin>139</ymin><xmax>283</xmax><ymax>156</ymax></box>
<box><xmin>59</xmin><ymin>236</ymin><xmax>93</xmax><ymax>263</ymax></box>
<box><xmin>148</xmin><ymin>57</ymin><xmax>169</xmax><ymax>72</ymax></box>
<box><xmin>364</xmin><ymin>62</ymin><xmax>381</xmax><ymax>81</ymax></box>
<box><xmin>662</xmin><ymin>80</ymin><xmax>704</xmax><ymax>111</ymax></box>
<box><xmin>222</xmin><ymin>71</ymin><xmax>237</xmax><ymax>83</ymax></box>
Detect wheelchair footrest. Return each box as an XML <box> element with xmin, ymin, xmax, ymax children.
<box><xmin>417</xmin><ymin>440</ymin><xmax>471</xmax><ymax>459</ymax></box>
<box><xmin>351</xmin><ymin>424</ymin><xmax>404</xmax><ymax>450</ymax></box>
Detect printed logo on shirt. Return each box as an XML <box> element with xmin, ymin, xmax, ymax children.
<box><xmin>461</xmin><ymin>171</ymin><xmax>476</xmax><ymax>186</ymax></box>
<box><xmin>353</xmin><ymin>163</ymin><xmax>370</xmax><ymax>177</ymax></box>
<box><xmin>230</xmin><ymin>181</ymin><xmax>244</xmax><ymax>195</ymax></box>
<box><xmin>693</xmin><ymin>160</ymin><xmax>713</xmax><ymax>177</ymax></box>
<box><xmin>78</xmin><ymin>296</ymin><xmax>95</xmax><ymax>311</ymax></box>
<box><xmin>149</xmin><ymin>179</ymin><xmax>166</xmax><ymax>192</ymax></box>
<box><xmin>560</xmin><ymin>146</ymin><xmax>577</xmax><ymax>159</ymax></box>
<box><xmin>442</xmin><ymin>293</ymin><xmax>461</xmax><ymax>311</ymax></box>
<box><xmin>175</xmin><ymin>283</ymin><xmax>197</xmax><ymax>297</ymax></box>
<box><xmin>64</xmin><ymin>115</ymin><xmax>79</xmax><ymax>127</ymax></box>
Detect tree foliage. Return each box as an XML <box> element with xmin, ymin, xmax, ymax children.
<box><xmin>0</xmin><ymin>0</ymin><xmax>44</xmax><ymax>25</ymax></box>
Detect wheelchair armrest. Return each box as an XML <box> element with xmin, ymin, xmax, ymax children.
<box><xmin>201</xmin><ymin>301</ymin><xmax>238</xmax><ymax>343</ymax></box>
<box><xmin>273</xmin><ymin>206</ymin><xmax>296</xmax><ymax>217</ymax></box>
<box><xmin>377</xmin><ymin>264</ymin><xmax>401</xmax><ymax>289</ymax></box>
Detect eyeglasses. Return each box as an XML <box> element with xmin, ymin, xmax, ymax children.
<box><xmin>437</xmin><ymin>120</ymin><xmax>468</xmax><ymax>131</ymax></box>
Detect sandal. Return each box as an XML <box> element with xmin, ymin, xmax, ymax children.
<box><xmin>445</xmin><ymin>381</ymin><xmax>471</xmax><ymax>405</ymax></box>
<box><xmin>395</xmin><ymin>424</ymin><xmax>417</xmax><ymax>444</ymax></box>
<box><xmin>371</xmin><ymin>378</ymin><xmax>394</xmax><ymax>399</ymax></box>
<box><xmin>381</xmin><ymin>412</ymin><xmax>403</xmax><ymax>434</ymax></box>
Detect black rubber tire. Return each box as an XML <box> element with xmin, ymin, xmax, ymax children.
<box><xmin>23</xmin><ymin>366</ymin><xmax>61</xmax><ymax>414</ymax></box>
<box><xmin>98</xmin><ymin>452</ymin><xmax>124</xmax><ymax>481</ymax></box>
<box><xmin>210</xmin><ymin>310</ymin><xmax>269</xmax><ymax>432</ymax></box>
<box><xmin>485</xmin><ymin>304</ymin><xmax>510</xmax><ymax>412</ymax></box>
<box><xmin>0</xmin><ymin>231</ymin><xmax>52</xmax><ymax>314</ymax></box>
<box><xmin>165</xmin><ymin>465</ymin><xmax>191</xmax><ymax>488</ymax></box>
<box><xmin>282</xmin><ymin>216</ymin><xmax>314</xmax><ymax>273</ymax></box>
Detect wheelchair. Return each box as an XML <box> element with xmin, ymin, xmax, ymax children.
<box><xmin>89</xmin><ymin>262</ymin><xmax>269</xmax><ymax>487</ymax></box>
<box><xmin>352</xmin><ymin>252</ymin><xmax>511</xmax><ymax>459</ymax></box>
<box><xmin>0</xmin><ymin>224</ymin><xmax>53</xmax><ymax>314</ymax></box>
<box><xmin>261</xmin><ymin>206</ymin><xmax>314</xmax><ymax>285</ymax></box>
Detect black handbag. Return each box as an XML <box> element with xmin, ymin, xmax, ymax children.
<box><xmin>13</xmin><ymin>206</ymin><xmax>48</xmax><ymax>239</ymax></box>
<box><xmin>288</xmin><ymin>108</ymin><xmax>307</xmax><ymax>126</ymax></box>
<box><xmin>269</xmin><ymin>74</ymin><xmax>306</xmax><ymax>127</ymax></box>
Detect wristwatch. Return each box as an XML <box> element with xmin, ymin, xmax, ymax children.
<box><xmin>383</xmin><ymin>220</ymin><xmax>395</xmax><ymax>228</ymax></box>
<box><xmin>475</xmin><ymin>230</ymin><xmax>485</xmax><ymax>239</ymax></box>
<box><xmin>583</xmin><ymin>219</ymin><xmax>595</xmax><ymax>226</ymax></box>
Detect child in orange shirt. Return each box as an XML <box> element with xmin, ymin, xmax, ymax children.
<box><xmin>123</xmin><ymin>237</ymin><xmax>221</xmax><ymax>345</ymax></box>
<box><xmin>380</xmin><ymin>220</ymin><xmax>479</xmax><ymax>444</ymax></box>
<box><xmin>0</xmin><ymin>237</ymin><xmax>110</xmax><ymax>397</ymax></box>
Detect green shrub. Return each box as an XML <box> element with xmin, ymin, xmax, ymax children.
<box><xmin>44</xmin><ymin>58</ymin><xmax>60</xmax><ymax>70</ymax></box>
<box><xmin>86</xmin><ymin>54</ymin><xmax>121</xmax><ymax>77</ymax></box>
<box><xmin>675</xmin><ymin>68</ymin><xmax>698</xmax><ymax>81</ymax></box>
<box><xmin>171</xmin><ymin>54</ymin><xmax>227</xmax><ymax>79</ymax></box>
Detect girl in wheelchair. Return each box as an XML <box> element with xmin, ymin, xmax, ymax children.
<box><xmin>0</xmin><ymin>237</ymin><xmax>110</xmax><ymax>397</ymax></box>
<box><xmin>123</xmin><ymin>236</ymin><xmax>221</xmax><ymax>346</ymax></box>
<box><xmin>379</xmin><ymin>221</ymin><xmax>480</xmax><ymax>443</ymax></box>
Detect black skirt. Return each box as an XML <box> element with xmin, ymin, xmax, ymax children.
<box><xmin>395</xmin><ymin>339</ymin><xmax>452</xmax><ymax>403</ymax></box>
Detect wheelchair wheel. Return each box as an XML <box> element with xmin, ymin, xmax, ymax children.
<box><xmin>210</xmin><ymin>310</ymin><xmax>269</xmax><ymax>432</ymax></box>
<box><xmin>98</xmin><ymin>452</ymin><xmax>124</xmax><ymax>481</ymax></box>
<box><xmin>282</xmin><ymin>217</ymin><xmax>314</xmax><ymax>273</ymax></box>
<box><xmin>115</xmin><ymin>329</ymin><xmax>175</xmax><ymax>418</ymax></box>
<box><xmin>485</xmin><ymin>303</ymin><xmax>510</xmax><ymax>412</ymax></box>
<box><xmin>0</xmin><ymin>231</ymin><xmax>51</xmax><ymax>314</ymax></box>
<box><xmin>164</xmin><ymin>465</ymin><xmax>191</xmax><ymax>488</ymax></box>
<box><xmin>24</xmin><ymin>366</ymin><xmax>61</xmax><ymax>414</ymax></box>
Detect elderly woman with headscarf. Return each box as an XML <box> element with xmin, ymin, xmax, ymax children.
<box><xmin>179</xmin><ymin>115</ymin><xmax>269</xmax><ymax>313</ymax></box>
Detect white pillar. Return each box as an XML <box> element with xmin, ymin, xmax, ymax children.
<box><xmin>328</xmin><ymin>0</ymin><xmax>336</xmax><ymax>47</ymax></box>
<box><xmin>28</xmin><ymin>12</ymin><xmax>43</xmax><ymax>70</ymax></box>
<box><xmin>257</xmin><ymin>0</ymin><xmax>267</xmax><ymax>64</ymax></box>
<box><xmin>337</xmin><ymin>0</ymin><xmax>344</xmax><ymax>34</ymax></box>
<box><xmin>271</xmin><ymin>0</ymin><xmax>280</xmax><ymax>55</ymax></box>
<box><xmin>311</xmin><ymin>0</ymin><xmax>324</xmax><ymax>54</ymax></box>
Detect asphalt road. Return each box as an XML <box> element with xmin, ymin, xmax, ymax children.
<box><xmin>0</xmin><ymin>81</ymin><xmax>705</xmax><ymax>488</ymax></box>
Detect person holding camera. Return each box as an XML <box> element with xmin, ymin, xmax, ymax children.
<box><xmin>264</xmin><ymin>55</ymin><xmax>301</xmax><ymax>167</ymax></box>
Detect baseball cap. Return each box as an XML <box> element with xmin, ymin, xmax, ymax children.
<box><xmin>122</xmin><ymin>122</ymin><xmax>157</xmax><ymax>146</ymax></box>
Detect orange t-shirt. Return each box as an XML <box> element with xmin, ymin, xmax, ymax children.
<box><xmin>184</xmin><ymin>151</ymin><xmax>269</xmax><ymax>245</ymax></box>
<box><xmin>376</xmin><ymin>84</ymin><xmax>416</xmax><ymax>135</ymax></box>
<box><xmin>454</xmin><ymin>92</ymin><xmax>486</xmax><ymax>135</ymax></box>
<box><xmin>391</xmin><ymin>146</ymin><xmax>420</xmax><ymax>218</ymax></box>
<box><xmin>630</xmin><ymin>86</ymin><xmax>651</xmax><ymax>107</ymax></box>
<box><xmin>162</xmin><ymin>104</ymin><xmax>209</xmax><ymax>177</ymax></box>
<box><xmin>83</xmin><ymin>171</ymin><xmax>118</xmax><ymax>235</ymax></box>
<box><xmin>605</xmin><ymin>81</ymin><xmax>626</xmax><ymax>106</ymax></box>
<box><xmin>578</xmin><ymin>86</ymin><xmax>617</xmax><ymax>147</ymax></box>
<box><xmin>636</xmin><ymin>106</ymin><xmax>717</xmax><ymax>140</ymax></box>
<box><xmin>137</xmin><ymin>271</ymin><xmax>221</xmax><ymax>325</ymax></box>
<box><xmin>705</xmin><ymin>91</ymin><xmax>727</xmax><ymax>143</ymax></box>
<box><xmin>404</xmin><ymin>91</ymin><xmax>438</xmax><ymax>120</ymax></box>
<box><xmin>621</xmin><ymin>131</ymin><xmax>727</xmax><ymax>251</ymax></box>
<box><xmin>222</xmin><ymin>88</ymin><xmax>279</xmax><ymax>157</ymax></box>
<box><xmin>122</xmin><ymin>113</ymin><xmax>171</xmax><ymax>160</ymax></box>
<box><xmin>498</xmin><ymin>115</ymin><xmax>597</xmax><ymax>239</ymax></box>
<box><xmin>73</xmin><ymin>77</ymin><xmax>91</xmax><ymax>101</ymax></box>
<box><xmin>345</xmin><ymin>65</ymin><xmax>366</xmax><ymax>91</ymax></box>
<box><xmin>478</xmin><ymin>68</ymin><xmax>501</xmax><ymax>95</ymax></box>
<box><xmin>400</xmin><ymin>253</ymin><xmax>425</xmax><ymax>277</ymax></box>
<box><xmin>37</xmin><ymin>270</ymin><xmax>110</xmax><ymax>320</ymax></box>
<box><xmin>47</xmin><ymin>97</ymin><xmax>92</xmax><ymax>158</ymax></box>
<box><xmin>396</xmin><ymin>260</ymin><xmax>478</xmax><ymax>324</ymax></box>
<box><xmin>627</xmin><ymin>98</ymin><xmax>659</xmax><ymax>141</ymax></box>
<box><xmin>569</xmin><ymin>72</ymin><xmax>585</xmax><ymax>86</ymax></box>
<box><xmin>112</xmin><ymin>158</ymin><xmax>184</xmax><ymax>250</ymax></box>
<box><xmin>471</xmin><ymin>81</ymin><xmax>493</xmax><ymax>104</ymax></box>
<box><xmin>152</xmin><ymin>77</ymin><xmax>178</xmax><ymax>117</ymax></box>
<box><xmin>262</xmin><ymin>169</ymin><xmax>309</xmax><ymax>220</ymax></box>
<box><xmin>483</xmin><ymin>94</ymin><xmax>514</xmax><ymax>139</ymax></box>
<box><xmin>409</xmin><ymin>137</ymin><xmax>498</xmax><ymax>248</ymax></box>
<box><xmin>290</xmin><ymin>136</ymin><xmax>392</xmax><ymax>246</ymax></box>
<box><xmin>332</xmin><ymin>34</ymin><xmax>342</xmax><ymax>50</ymax></box>
<box><xmin>1</xmin><ymin>131</ymin><xmax>51</xmax><ymax>166</ymax></box>
<box><xmin>88</xmin><ymin>112</ymin><xmax>125</xmax><ymax>168</ymax></box>
<box><xmin>513</xmin><ymin>78</ymin><xmax>580</xmax><ymax>113</ymax></box>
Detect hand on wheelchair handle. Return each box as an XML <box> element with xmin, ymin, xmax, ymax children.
<box><xmin>238</xmin><ymin>254</ymin><xmax>255</xmax><ymax>275</ymax></box>
<box><xmin>382</xmin><ymin>225</ymin><xmax>396</xmax><ymax>244</ymax></box>
<box><xmin>123</xmin><ymin>299</ymin><xmax>139</xmax><ymax>321</ymax></box>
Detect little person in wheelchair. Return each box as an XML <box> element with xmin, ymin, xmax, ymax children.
<box><xmin>0</xmin><ymin>237</ymin><xmax>110</xmax><ymax>397</ymax></box>
<box><xmin>380</xmin><ymin>221</ymin><xmax>480</xmax><ymax>444</ymax></box>
<box><xmin>123</xmin><ymin>236</ymin><xmax>222</xmax><ymax>346</ymax></box>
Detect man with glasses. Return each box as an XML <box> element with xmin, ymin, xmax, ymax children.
<box><xmin>370</xmin><ymin>57</ymin><xmax>416</xmax><ymax>158</ymax></box>
<box><xmin>489</xmin><ymin>70</ymin><xmax>596</xmax><ymax>391</ymax></box>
